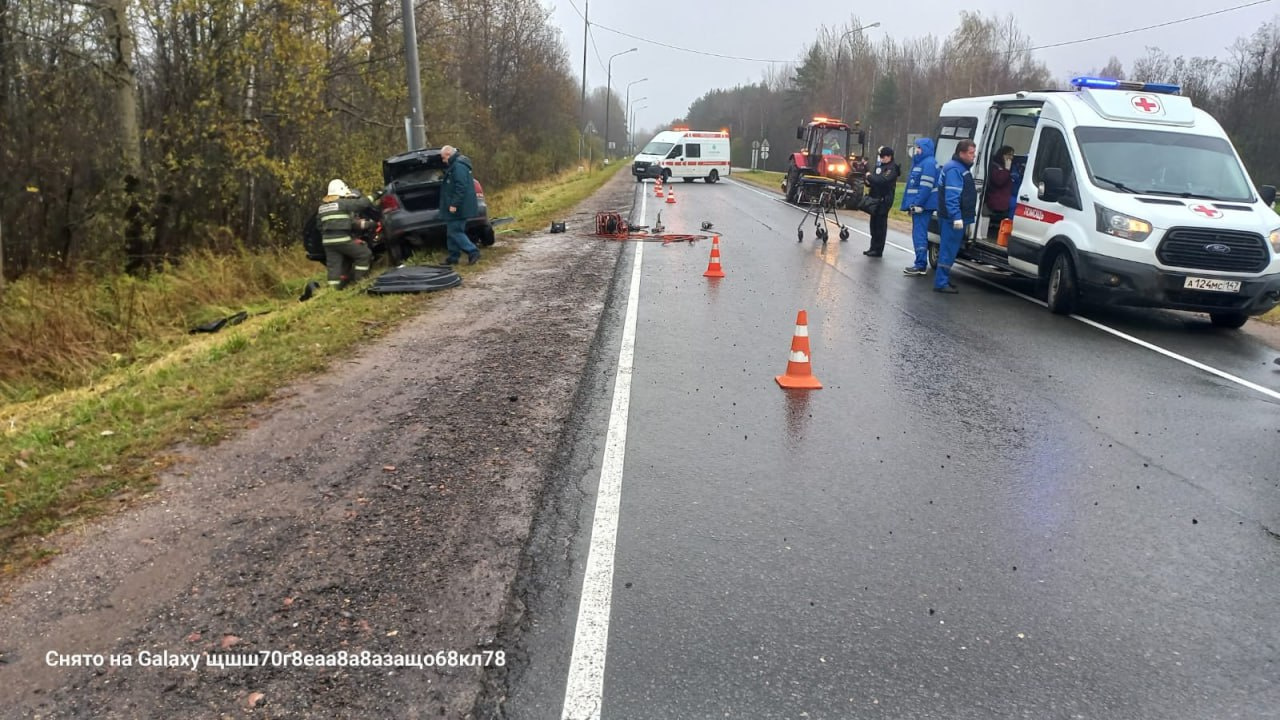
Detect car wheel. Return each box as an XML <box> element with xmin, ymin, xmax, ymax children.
<box><xmin>635</xmin><ymin>175</ymin><xmax>643</xmax><ymax>183</ymax></box>
<box><xmin>707</xmin><ymin>170</ymin><xmax>719</xmax><ymax>183</ymax></box>
<box><xmin>1209</xmin><ymin>311</ymin><xmax>1248</xmax><ymax>329</ymax></box>
<box><xmin>662</xmin><ymin>169</ymin><xmax>672</xmax><ymax>185</ymax></box>
<box><xmin>927</xmin><ymin>241</ymin><xmax>939</xmax><ymax>269</ymax></box>
<box><xmin>1046</xmin><ymin>251</ymin><xmax>1078</xmax><ymax>315</ymax></box>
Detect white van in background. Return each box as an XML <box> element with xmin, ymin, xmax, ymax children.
<box><xmin>632</xmin><ymin>128</ymin><xmax>731</xmax><ymax>184</ymax></box>
<box><xmin>930</xmin><ymin>76</ymin><xmax>1280</xmax><ymax>328</ymax></box>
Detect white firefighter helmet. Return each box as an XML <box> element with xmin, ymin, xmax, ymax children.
<box><xmin>327</xmin><ymin>178</ymin><xmax>354</xmax><ymax>197</ymax></box>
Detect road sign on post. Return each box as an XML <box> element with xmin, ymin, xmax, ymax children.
<box><xmin>759</xmin><ymin>139</ymin><xmax>770</xmax><ymax>170</ymax></box>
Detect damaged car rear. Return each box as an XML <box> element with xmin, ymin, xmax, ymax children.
<box><xmin>378</xmin><ymin>148</ymin><xmax>496</xmax><ymax>256</ymax></box>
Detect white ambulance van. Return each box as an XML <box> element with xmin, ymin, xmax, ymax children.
<box><xmin>929</xmin><ymin>76</ymin><xmax>1280</xmax><ymax>328</ymax></box>
<box><xmin>632</xmin><ymin>128</ymin><xmax>731</xmax><ymax>184</ymax></box>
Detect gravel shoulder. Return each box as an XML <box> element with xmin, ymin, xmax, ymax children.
<box><xmin>0</xmin><ymin>172</ymin><xmax>635</xmax><ymax>719</ymax></box>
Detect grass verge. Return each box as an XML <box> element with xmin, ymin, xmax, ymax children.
<box><xmin>0</xmin><ymin>162</ymin><xmax>623</xmax><ymax>574</ymax></box>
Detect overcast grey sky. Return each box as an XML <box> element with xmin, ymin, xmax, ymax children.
<box><xmin>543</xmin><ymin>0</ymin><xmax>1277</xmax><ymax>132</ymax></box>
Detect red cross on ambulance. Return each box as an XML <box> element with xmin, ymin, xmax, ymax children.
<box><xmin>1131</xmin><ymin>95</ymin><xmax>1161</xmax><ymax>113</ymax></box>
<box><xmin>1190</xmin><ymin>204</ymin><xmax>1223</xmax><ymax>219</ymax></box>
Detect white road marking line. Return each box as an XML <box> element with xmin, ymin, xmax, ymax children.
<box><xmin>939</xmin><ymin>268</ymin><xmax>1280</xmax><ymax>401</ymax></box>
<box><xmin>560</xmin><ymin>218</ymin><xmax>645</xmax><ymax>720</ymax></box>
<box><xmin>728</xmin><ymin>178</ymin><xmax>1279</xmax><ymax>401</ymax></box>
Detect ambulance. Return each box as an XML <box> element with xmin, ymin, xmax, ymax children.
<box><xmin>632</xmin><ymin>128</ymin><xmax>731</xmax><ymax>184</ymax></box>
<box><xmin>928</xmin><ymin>76</ymin><xmax>1280</xmax><ymax>328</ymax></box>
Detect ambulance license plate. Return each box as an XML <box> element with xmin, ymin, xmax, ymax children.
<box><xmin>1183</xmin><ymin>276</ymin><xmax>1241</xmax><ymax>293</ymax></box>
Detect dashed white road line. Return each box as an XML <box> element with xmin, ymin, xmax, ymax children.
<box><xmin>725</xmin><ymin>178</ymin><xmax>1280</xmax><ymax>402</ymax></box>
<box><xmin>560</xmin><ymin>199</ymin><xmax>646</xmax><ymax>720</ymax></box>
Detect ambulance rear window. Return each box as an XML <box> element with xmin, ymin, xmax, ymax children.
<box><xmin>935</xmin><ymin>116</ymin><xmax>978</xmax><ymax>163</ymax></box>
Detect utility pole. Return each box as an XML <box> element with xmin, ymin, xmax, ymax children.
<box><xmin>401</xmin><ymin>0</ymin><xmax>427</xmax><ymax>149</ymax></box>
<box><xmin>579</xmin><ymin>0</ymin><xmax>589</xmax><ymax>165</ymax></box>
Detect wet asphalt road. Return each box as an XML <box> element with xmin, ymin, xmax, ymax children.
<box><xmin>503</xmin><ymin>177</ymin><xmax>1280</xmax><ymax>720</ymax></box>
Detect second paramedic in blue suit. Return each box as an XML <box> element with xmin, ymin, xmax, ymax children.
<box><xmin>899</xmin><ymin>137</ymin><xmax>941</xmax><ymax>276</ymax></box>
<box><xmin>935</xmin><ymin>139</ymin><xmax>977</xmax><ymax>294</ymax></box>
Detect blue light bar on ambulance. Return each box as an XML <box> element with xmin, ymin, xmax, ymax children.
<box><xmin>1070</xmin><ymin>76</ymin><xmax>1181</xmax><ymax>95</ymax></box>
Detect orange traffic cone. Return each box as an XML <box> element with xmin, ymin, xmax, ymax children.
<box><xmin>666</xmin><ymin>184</ymin><xmax>677</xmax><ymax>204</ymax></box>
<box><xmin>655</xmin><ymin>178</ymin><xmax>664</xmax><ymax>197</ymax></box>
<box><xmin>703</xmin><ymin>235</ymin><xmax>726</xmax><ymax>278</ymax></box>
<box><xmin>775</xmin><ymin>310</ymin><xmax>822</xmax><ymax>389</ymax></box>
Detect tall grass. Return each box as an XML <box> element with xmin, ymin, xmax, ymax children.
<box><xmin>0</xmin><ymin>248</ymin><xmax>318</xmax><ymax>403</ymax></box>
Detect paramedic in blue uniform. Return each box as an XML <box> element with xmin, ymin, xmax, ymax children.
<box><xmin>899</xmin><ymin>138</ymin><xmax>940</xmax><ymax>276</ymax></box>
<box><xmin>935</xmin><ymin>139</ymin><xmax>977</xmax><ymax>294</ymax></box>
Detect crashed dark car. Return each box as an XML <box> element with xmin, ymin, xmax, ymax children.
<box><xmin>378</xmin><ymin>147</ymin><xmax>496</xmax><ymax>253</ymax></box>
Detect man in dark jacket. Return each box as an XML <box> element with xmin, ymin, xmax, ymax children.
<box><xmin>863</xmin><ymin>146</ymin><xmax>900</xmax><ymax>257</ymax></box>
<box><xmin>935</xmin><ymin>139</ymin><xmax>977</xmax><ymax>293</ymax></box>
<box><xmin>439</xmin><ymin>145</ymin><xmax>481</xmax><ymax>265</ymax></box>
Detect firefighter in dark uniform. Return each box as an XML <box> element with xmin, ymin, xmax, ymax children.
<box><xmin>316</xmin><ymin>178</ymin><xmax>375</xmax><ymax>288</ymax></box>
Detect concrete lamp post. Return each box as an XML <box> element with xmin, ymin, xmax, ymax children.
<box><xmin>837</xmin><ymin>22</ymin><xmax>880</xmax><ymax>120</ymax></box>
<box><xmin>628</xmin><ymin>96</ymin><xmax>648</xmax><ymax>154</ymax></box>
<box><xmin>623</xmin><ymin>78</ymin><xmax>648</xmax><ymax>157</ymax></box>
<box><xmin>604</xmin><ymin>48</ymin><xmax>638</xmax><ymax>160</ymax></box>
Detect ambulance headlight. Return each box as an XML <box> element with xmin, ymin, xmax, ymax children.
<box><xmin>1095</xmin><ymin>204</ymin><xmax>1152</xmax><ymax>242</ymax></box>
<box><xmin>1269</xmin><ymin>227</ymin><xmax>1280</xmax><ymax>253</ymax></box>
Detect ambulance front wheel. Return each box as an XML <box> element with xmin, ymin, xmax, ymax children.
<box><xmin>1045</xmin><ymin>252</ymin><xmax>1079</xmax><ymax>315</ymax></box>
<box><xmin>927</xmin><ymin>241</ymin><xmax>939</xmax><ymax>269</ymax></box>
<box><xmin>662</xmin><ymin>169</ymin><xmax>673</xmax><ymax>185</ymax></box>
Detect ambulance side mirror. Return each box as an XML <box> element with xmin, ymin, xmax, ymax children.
<box><xmin>1259</xmin><ymin>184</ymin><xmax>1276</xmax><ymax>208</ymax></box>
<box><xmin>796</xmin><ymin>126</ymin><xmax>805</xmax><ymax>140</ymax></box>
<box><xmin>1040</xmin><ymin>168</ymin><xmax>1065</xmax><ymax>203</ymax></box>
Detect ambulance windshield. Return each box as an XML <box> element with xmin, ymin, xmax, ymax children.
<box><xmin>1075</xmin><ymin>127</ymin><xmax>1253</xmax><ymax>202</ymax></box>
<box><xmin>641</xmin><ymin>141</ymin><xmax>674</xmax><ymax>156</ymax></box>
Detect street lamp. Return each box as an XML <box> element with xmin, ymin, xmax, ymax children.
<box><xmin>605</xmin><ymin>47</ymin><xmax>638</xmax><ymax>160</ymax></box>
<box><xmin>624</xmin><ymin>78</ymin><xmax>648</xmax><ymax>157</ymax></box>
<box><xmin>628</xmin><ymin>95</ymin><xmax>647</xmax><ymax>155</ymax></box>
<box><xmin>632</xmin><ymin>104</ymin><xmax>648</xmax><ymax>153</ymax></box>
<box><xmin>837</xmin><ymin>22</ymin><xmax>880</xmax><ymax>120</ymax></box>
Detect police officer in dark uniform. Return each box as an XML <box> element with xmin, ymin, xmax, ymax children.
<box><xmin>863</xmin><ymin>146</ymin><xmax>900</xmax><ymax>257</ymax></box>
<box><xmin>315</xmin><ymin>178</ymin><xmax>376</xmax><ymax>288</ymax></box>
